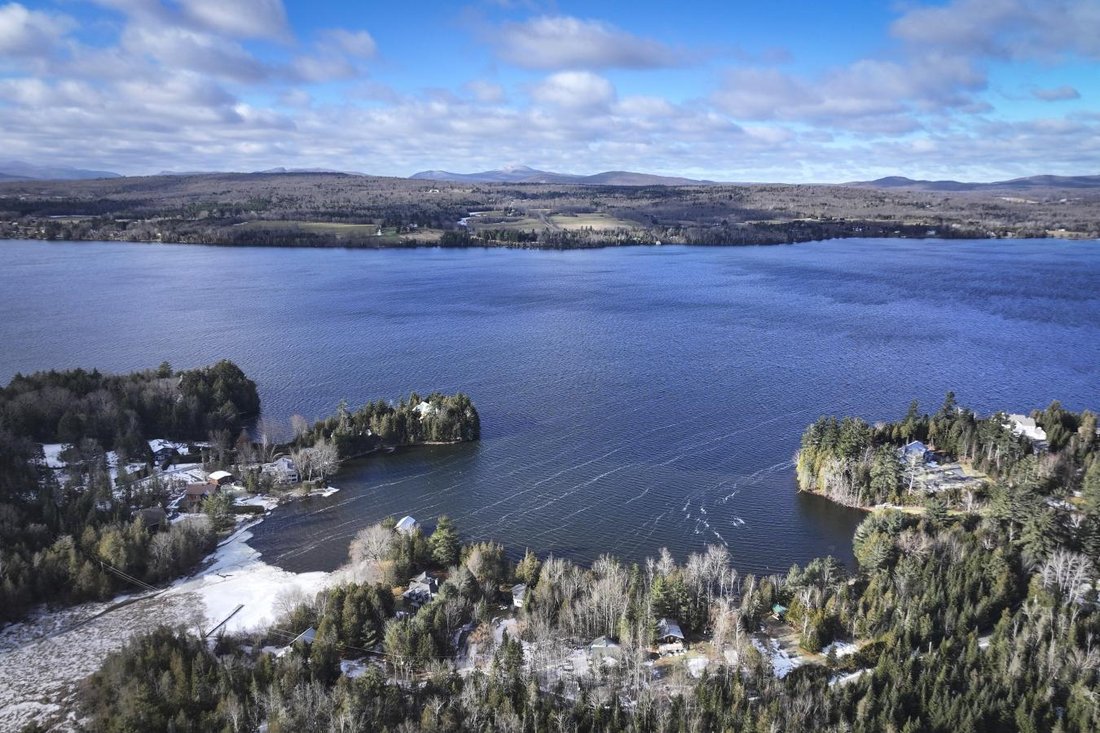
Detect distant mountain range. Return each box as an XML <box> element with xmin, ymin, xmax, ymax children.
<box><xmin>0</xmin><ymin>160</ymin><xmax>121</xmax><ymax>181</ymax></box>
<box><xmin>845</xmin><ymin>174</ymin><xmax>1100</xmax><ymax>191</ymax></box>
<box><xmin>410</xmin><ymin>165</ymin><xmax>711</xmax><ymax>186</ymax></box>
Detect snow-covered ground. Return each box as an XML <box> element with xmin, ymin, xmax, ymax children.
<box><xmin>178</xmin><ymin>523</ymin><xmax>332</xmax><ymax>634</ymax></box>
<box><xmin>0</xmin><ymin>520</ymin><xmax>336</xmax><ymax>731</ymax></box>
<box><xmin>830</xmin><ymin>669</ymin><xmax>869</xmax><ymax>687</ymax></box>
<box><xmin>752</xmin><ymin>637</ymin><xmax>803</xmax><ymax>679</ymax></box>
<box><xmin>822</xmin><ymin>639</ymin><xmax>859</xmax><ymax>657</ymax></box>
<box><xmin>40</xmin><ymin>443</ymin><xmax>69</xmax><ymax>468</ymax></box>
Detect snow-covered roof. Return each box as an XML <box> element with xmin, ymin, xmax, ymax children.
<box><xmin>1006</xmin><ymin>414</ymin><xmax>1048</xmax><ymax>442</ymax></box>
<box><xmin>902</xmin><ymin>440</ymin><xmax>928</xmax><ymax>456</ymax></box>
<box><xmin>293</xmin><ymin>627</ymin><xmax>316</xmax><ymax>645</ymax></box>
<box><xmin>208</xmin><ymin>470</ymin><xmax>233</xmax><ymax>482</ymax></box>
<box><xmin>396</xmin><ymin>515</ymin><xmax>418</xmax><ymax>533</ymax></box>
<box><xmin>590</xmin><ymin>635</ymin><xmax>619</xmax><ymax>649</ymax></box>
<box><xmin>512</xmin><ymin>583</ymin><xmax>527</xmax><ymax>598</ymax></box>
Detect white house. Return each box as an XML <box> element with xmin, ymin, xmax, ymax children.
<box><xmin>396</xmin><ymin>515</ymin><xmax>419</xmax><ymax>535</ymax></box>
<box><xmin>262</xmin><ymin>456</ymin><xmax>300</xmax><ymax>484</ymax></box>
<box><xmin>511</xmin><ymin>583</ymin><xmax>527</xmax><ymax>609</ymax></box>
<box><xmin>1006</xmin><ymin>414</ymin><xmax>1048</xmax><ymax>443</ymax></box>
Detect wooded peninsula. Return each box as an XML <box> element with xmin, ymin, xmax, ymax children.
<box><xmin>0</xmin><ymin>362</ymin><xmax>479</xmax><ymax>625</ymax></box>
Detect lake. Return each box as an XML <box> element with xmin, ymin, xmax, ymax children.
<box><xmin>3</xmin><ymin>238</ymin><xmax>1098</xmax><ymax>576</ymax></box>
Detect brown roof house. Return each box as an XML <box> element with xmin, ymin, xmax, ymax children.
<box><xmin>183</xmin><ymin>483</ymin><xmax>220</xmax><ymax>512</ymax></box>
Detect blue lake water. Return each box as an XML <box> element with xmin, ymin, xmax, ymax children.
<box><xmin>2</xmin><ymin>238</ymin><xmax>1098</xmax><ymax>575</ymax></box>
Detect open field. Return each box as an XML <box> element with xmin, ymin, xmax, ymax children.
<box><xmin>1</xmin><ymin>171</ymin><xmax>1097</xmax><ymax>249</ymax></box>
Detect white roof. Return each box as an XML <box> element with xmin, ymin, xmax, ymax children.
<box><xmin>396</xmin><ymin>515</ymin><xmax>418</xmax><ymax>532</ymax></box>
<box><xmin>208</xmin><ymin>470</ymin><xmax>233</xmax><ymax>481</ymax></box>
<box><xmin>1006</xmin><ymin>414</ymin><xmax>1047</xmax><ymax>442</ymax></box>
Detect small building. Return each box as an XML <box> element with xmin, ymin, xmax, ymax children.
<box><xmin>589</xmin><ymin>636</ymin><xmax>622</xmax><ymax>663</ymax></box>
<box><xmin>656</xmin><ymin>618</ymin><xmax>686</xmax><ymax>655</ymax></box>
<box><xmin>900</xmin><ymin>440</ymin><xmax>930</xmax><ymax>464</ymax></box>
<box><xmin>207</xmin><ymin>470</ymin><xmax>235</xmax><ymax>486</ymax></box>
<box><xmin>276</xmin><ymin>626</ymin><xmax>317</xmax><ymax>657</ymax></box>
<box><xmin>402</xmin><ymin>571</ymin><xmax>440</xmax><ymax>607</ymax></box>
<box><xmin>772</xmin><ymin>603</ymin><xmax>789</xmax><ymax>621</ymax></box>
<box><xmin>183</xmin><ymin>482</ymin><xmax>219</xmax><ymax>512</ymax></box>
<box><xmin>1006</xmin><ymin>414</ymin><xmax>1048</xmax><ymax>444</ymax></box>
<box><xmin>395</xmin><ymin>515</ymin><xmax>419</xmax><ymax>535</ymax></box>
<box><xmin>134</xmin><ymin>506</ymin><xmax>168</xmax><ymax>531</ymax></box>
<box><xmin>511</xmin><ymin>583</ymin><xmax>527</xmax><ymax>609</ymax></box>
<box><xmin>657</xmin><ymin>618</ymin><xmax>685</xmax><ymax>645</ymax></box>
<box><xmin>262</xmin><ymin>456</ymin><xmax>300</xmax><ymax>485</ymax></box>
<box><xmin>152</xmin><ymin>446</ymin><xmax>179</xmax><ymax>470</ymax></box>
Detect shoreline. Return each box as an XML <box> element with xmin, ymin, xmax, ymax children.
<box><xmin>0</xmin><ymin>499</ymin><xmax>340</xmax><ymax>732</ymax></box>
<box><xmin>2</xmin><ymin>232</ymin><xmax>1089</xmax><ymax>254</ymax></box>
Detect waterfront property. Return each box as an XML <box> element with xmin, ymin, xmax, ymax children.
<box><xmin>396</xmin><ymin>516</ymin><xmax>419</xmax><ymax>535</ymax></box>
<box><xmin>403</xmin><ymin>571</ymin><xmax>440</xmax><ymax>607</ymax></box>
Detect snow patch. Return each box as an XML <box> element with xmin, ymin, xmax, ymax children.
<box><xmin>822</xmin><ymin>640</ymin><xmax>858</xmax><ymax>657</ymax></box>
<box><xmin>752</xmin><ymin>637</ymin><xmax>802</xmax><ymax>679</ymax></box>
<box><xmin>40</xmin><ymin>443</ymin><xmax>69</xmax><ymax>468</ymax></box>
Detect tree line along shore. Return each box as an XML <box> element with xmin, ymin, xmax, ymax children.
<box><xmin>4</xmin><ymin>362</ymin><xmax>1099</xmax><ymax>732</ymax></box>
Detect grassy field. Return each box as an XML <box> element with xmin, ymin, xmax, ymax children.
<box><xmin>548</xmin><ymin>212</ymin><xmax>638</xmax><ymax>231</ymax></box>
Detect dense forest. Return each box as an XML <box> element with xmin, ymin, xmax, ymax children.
<box><xmin>297</xmin><ymin>392</ymin><xmax>481</xmax><ymax>459</ymax></box>
<box><xmin>76</xmin><ymin>484</ymin><xmax>1100</xmax><ymax>732</ymax></box>
<box><xmin>0</xmin><ymin>361</ymin><xmax>258</xmax><ymax>623</ymax></box>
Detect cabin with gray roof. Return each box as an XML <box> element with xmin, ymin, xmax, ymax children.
<box><xmin>402</xmin><ymin>571</ymin><xmax>440</xmax><ymax>607</ymax></box>
<box><xmin>657</xmin><ymin>618</ymin><xmax>686</xmax><ymax>655</ymax></box>
<box><xmin>589</xmin><ymin>635</ymin><xmax>622</xmax><ymax>663</ymax></box>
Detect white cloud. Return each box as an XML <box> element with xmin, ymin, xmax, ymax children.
<box><xmin>120</xmin><ymin>24</ymin><xmax>270</xmax><ymax>82</ymax></box>
<box><xmin>495</xmin><ymin>15</ymin><xmax>686</xmax><ymax>69</ymax></box>
<box><xmin>465</xmin><ymin>80</ymin><xmax>506</xmax><ymax>103</ymax></box>
<box><xmin>182</xmin><ymin>0</ymin><xmax>290</xmax><ymax>41</ymax></box>
<box><xmin>0</xmin><ymin>3</ymin><xmax>74</xmax><ymax>58</ymax></box>
<box><xmin>891</xmin><ymin>0</ymin><xmax>1100</xmax><ymax>61</ymax></box>
<box><xmin>1032</xmin><ymin>85</ymin><xmax>1080</xmax><ymax>102</ymax></box>
<box><xmin>531</xmin><ymin>71</ymin><xmax>616</xmax><ymax>109</ymax></box>
<box><xmin>321</xmin><ymin>29</ymin><xmax>377</xmax><ymax>58</ymax></box>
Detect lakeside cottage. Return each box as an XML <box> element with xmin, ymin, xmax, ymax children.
<box><xmin>261</xmin><ymin>456</ymin><xmax>300</xmax><ymax>485</ymax></box>
<box><xmin>900</xmin><ymin>440</ymin><xmax>930</xmax><ymax>464</ymax></box>
<box><xmin>396</xmin><ymin>515</ymin><xmax>419</xmax><ymax>535</ymax></box>
<box><xmin>511</xmin><ymin>583</ymin><xmax>527</xmax><ymax>609</ymax></box>
<box><xmin>403</xmin><ymin>571</ymin><xmax>440</xmax><ymax>607</ymax></box>
<box><xmin>275</xmin><ymin>627</ymin><xmax>317</xmax><ymax>657</ymax></box>
<box><xmin>657</xmin><ymin>618</ymin><xmax>685</xmax><ymax>655</ymax></box>
<box><xmin>1007</xmin><ymin>414</ymin><xmax>1049</xmax><ymax>447</ymax></box>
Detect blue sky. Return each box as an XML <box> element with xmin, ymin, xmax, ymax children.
<box><xmin>0</xmin><ymin>0</ymin><xmax>1097</xmax><ymax>180</ymax></box>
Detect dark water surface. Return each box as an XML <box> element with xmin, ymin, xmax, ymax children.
<box><xmin>3</xmin><ymin>238</ymin><xmax>1098</xmax><ymax>575</ymax></box>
